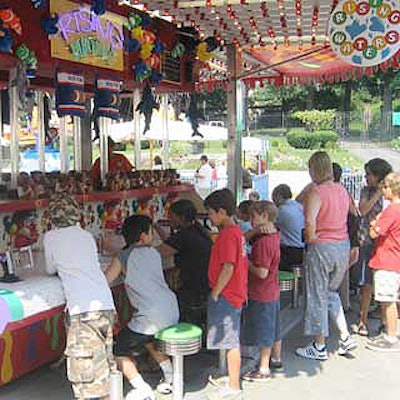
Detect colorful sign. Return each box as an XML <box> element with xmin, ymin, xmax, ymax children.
<box><xmin>50</xmin><ymin>0</ymin><xmax>125</xmax><ymax>71</ymax></box>
<box><xmin>328</xmin><ymin>0</ymin><xmax>400</xmax><ymax>67</ymax></box>
<box><xmin>94</xmin><ymin>77</ymin><xmax>121</xmax><ymax>120</ymax></box>
<box><xmin>55</xmin><ymin>72</ymin><xmax>86</xmax><ymax>118</ymax></box>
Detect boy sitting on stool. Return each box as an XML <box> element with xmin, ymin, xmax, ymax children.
<box><xmin>106</xmin><ymin>215</ymin><xmax>179</xmax><ymax>399</ymax></box>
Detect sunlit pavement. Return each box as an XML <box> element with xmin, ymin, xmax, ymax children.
<box><xmin>1</xmin><ymin>298</ymin><xmax>399</xmax><ymax>400</ymax></box>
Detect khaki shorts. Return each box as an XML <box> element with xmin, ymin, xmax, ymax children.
<box><xmin>65</xmin><ymin>311</ymin><xmax>116</xmax><ymax>399</ymax></box>
<box><xmin>374</xmin><ymin>270</ymin><xmax>400</xmax><ymax>303</ymax></box>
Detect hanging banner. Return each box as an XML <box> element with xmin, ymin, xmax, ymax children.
<box><xmin>329</xmin><ymin>0</ymin><xmax>400</xmax><ymax>67</ymax></box>
<box><xmin>94</xmin><ymin>77</ymin><xmax>121</xmax><ymax>119</ymax></box>
<box><xmin>55</xmin><ymin>71</ymin><xmax>86</xmax><ymax>118</ymax></box>
<box><xmin>50</xmin><ymin>0</ymin><xmax>125</xmax><ymax>71</ymax></box>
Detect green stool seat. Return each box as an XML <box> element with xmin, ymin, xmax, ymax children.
<box><xmin>155</xmin><ymin>322</ymin><xmax>202</xmax><ymax>342</ymax></box>
<box><xmin>156</xmin><ymin>323</ymin><xmax>202</xmax><ymax>400</ymax></box>
<box><xmin>279</xmin><ymin>270</ymin><xmax>295</xmax><ymax>281</ymax></box>
<box><xmin>279</xmin><ymin>270</ymin><xmax>300</xmax><ymax>308</ymax></box>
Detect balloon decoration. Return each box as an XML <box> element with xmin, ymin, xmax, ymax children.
<box><xmin>15</xmin><ymin>44</ymin><xmax>38</xmax><ymax>77</ymax></box>
<box><xmin>136</xmin><ymin>84</ymin><xmax>159</xmax><ymax>135</ymax></box>
<box><xmin>41</xmin><ymin>13</ymin><xmax>59</xmax><ymax>36</ymax></box>
<box><xmin>0</xmin><ymin>9</ymin><xmax>23</xmax><ymax>36</ymax></box>
<box><xmin>196</xmin><ymin>42</ymin><xmax>212</xmax><ymax>62</ymax></box>
<box><xmin>186</xmin><ymin>93</ymin><xmax>204</xmax><ymax>138</ymax></box>
<box><xmin>55</xmin><ymin>71</ymin><xmax>86</xmax><ymax>118</ymax></box>
<box><xmin>0</xmin><ymin>28</ymin><xmax>13</xmax><ymax>53</ymax></box>
<box><xmin>128</xmin><ymin>12</ymin><xmax>165</xmax><ymax>85</ymax></box>
<box><xmin>30</xmin><ymin>0</ymin><xmax>46</xmax><ymax>8</ymax></box>
<box><xmin>94</xmin><ymin>77</ymin><xmax>121</xmax><ymax>120</ymax></box>
<box><xmin>91</xmin><ymin>0</ymin><xmax>106</xmax><ymax>16</ymax></box>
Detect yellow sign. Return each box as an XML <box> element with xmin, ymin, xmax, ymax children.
<box><xmin>50</xmin><ymin>0</ymin><xmax>125</xmax><ymax>71</ymax></box>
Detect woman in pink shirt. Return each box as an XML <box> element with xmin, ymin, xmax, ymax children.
<box><xmin>296</xmin><ymin>152</ymin><xmax>357</xmax><ymax>361</ymax></box>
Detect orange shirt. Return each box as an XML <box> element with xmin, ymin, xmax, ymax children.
<box><xmin>90</xmin><ymin>153</ymin><xmax>133</xmax><ymax>182</ymax></box>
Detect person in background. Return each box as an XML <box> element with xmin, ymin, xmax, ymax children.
<box><xmin>296</xmin><ymin>152</ymin><xmax>357</xmax><ymax>361</ymax></box>
<box><xmin>105</xmin><ymin>215</ymin><xmax>179</xmax><ymax>399</ymax></box>
<box><xmin>44</xmin><ymin>194</ymin><xmax>116</xmax><ymax>400</ymax></box>
<box><xmin>156</xmin><ymin>199</ymin><xmax>212</xmax><ymax>316</ymax></box>
<box><xmin>242</xmin><ymin>167</ymin><xmax>253</xmax><ymax>199</ymax></box>
<box><xmin>272</xmin><ymin>184</ymin><xmax>304</xmax><ymax>271</ymax></box>
<box><xmin>352</xmin><ymin>158</ymin><xmax>392</xmax><ymax>337</ymax></box>
<box><xmin>209</xmin><ymin>160</ymin><xmax>218</xmax><ymax>190</ymax></box>
<box><xmin>366</xmin><ymin>172</ymin><xmax>400</xmax><ymax>352</ymax></box>
<box><xmin>242</xmin><ymin>201</ymin><xmax>282</xmax><ymax>381</ymax></box>
<box><xmin>237</xmin><ymin>200</ymin><xmax>254</xmax><ymax>256</ymax></box>
<box><xmin>195</xmin><ymin>155</ymin><xmax>213</xmax><ymax>199</ymax></box>
<box><xmin>249</xmin><ymin>191</ymin><xmax>260</xmax><ymax>202</ymax></box>
<box><xmin>91</xmin><ymin>137</ymin><xmax>133</xmax><ymax>187</ymax></box>
<box><xmin>153</xmin><ymin>155</ymin><xmax>163</xmax><ymax>170</ymax></box>
<box><xmin>204</xmin><ymin>189</ymin><xmax>248</xmax><ymax>399</ymax></box>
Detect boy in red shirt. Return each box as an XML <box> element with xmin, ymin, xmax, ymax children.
<box><xmin>204</xmin><ymin>189</ymin><xmax>249</xmax><ymax>399</ymax></box>
<box><xmin>367</xmin><ymin>172</ymin><xmax>400</xmax><ymax>352</ymax></box>
<box><xmin>242</xmin><ymin>201</ymin><xmax>282</xmax><ymax>381</ymax></box>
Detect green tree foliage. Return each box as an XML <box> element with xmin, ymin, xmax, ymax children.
<box><xmin>286</xmin><ymin>129</ymin><xmax>339</xmax><ymax>149</ymax></box>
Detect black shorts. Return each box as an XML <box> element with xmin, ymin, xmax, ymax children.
<box><xmin>113</xmin><ymin>327</ymin><xmax>153</xmax><ymax>357</ymax></box>
<box><xmin>350</xmin><ymin>244</ymin><xmax>374</xmax><ymax>286</ymax></box>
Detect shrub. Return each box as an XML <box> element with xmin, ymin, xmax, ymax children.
<box><xmin>169</xmin><ymin>141</ymin><xmax>191</xmax><ymax>156</ymax></box>
<box><xmin>391</xmin><ymin>137</ymin><xmax>400</xmax><ymax>150</ymax></box>
<box><xmin>287</xmin><ymin>129</ymin><xmax>339</xmax><ymax>149</ymax></box>
<box><xmin>291</xmin><ymin>110</ymin><xmax>336</xmax><ymax>132</ymax></box>
<box><xmin>270</xmin><ymin>139</ymin><xmax>280</xmax><ymax>148</ymax></box>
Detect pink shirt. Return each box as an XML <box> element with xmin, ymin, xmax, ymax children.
<box><xmin>314</xmin><ymin>182</ymin><xmax>350</xmax><ymax>243</ymax></box>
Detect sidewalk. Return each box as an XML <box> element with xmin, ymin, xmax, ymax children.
<box><xmin>1</xmin><ymin>300</ymin><xmax>399</xmax><ymax>400</ymax></box>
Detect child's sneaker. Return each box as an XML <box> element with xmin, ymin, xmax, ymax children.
<box><xmin>156</xmin><ymin>380</ymin><xmax>173</xmax><ymax>394</ymax></box>
<box><xmin>338</xmin><ymin>336</ymin><xmax>358</xmax><ymax>355</ymax></box>
<box><xmin>242</xmin><ymin>369</ymin><xmax>271</xmax><ymax>382</ymax></box>
<box><xmin>295</xmin><ymin>342</ymin><xmax>328</xmax><ymax>361</ymax></box>
<box><xmin>126</xmin><ymin>386</ymin><xmax>155</xmax><ymax>400</ymax></box>
<box><xmin>366</xmin><ymin>335</ymin><xmax>400</xmax><ymax>352</ymax></box>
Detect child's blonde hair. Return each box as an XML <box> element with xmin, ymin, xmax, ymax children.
<box><xmin>249</xmin><ymin>200</ymin><xmax>279</xmax><ymax>223</ymax></box>
<box><xmin>384</xmin><ymin>172</ymin><xmax>400</xmax><ymax>197</ymax></box>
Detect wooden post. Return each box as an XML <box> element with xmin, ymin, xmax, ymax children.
<box><xmin>161</xmin><ymin>94</ymin><xmax>169</xmax><ymax>169</ymax></box>
<box><xmin>133</xmin><ymin>89</ymin><xmax>141</xmax><ymax>169</ymax></box>
<box><xmin>9</xmin><ymin>69</ymin><xmax>20</xmax><ymax>188</ymax></box>
<box><xmin>37</xmin><ymin>91</ymin><xmax>46</xmax><ymax>173</ymax></box>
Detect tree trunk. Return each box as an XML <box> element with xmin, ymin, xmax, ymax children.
<box><xmin>342</xmin><ymin>80</ymin><xmax>352</xmax><ymax>136</ymax></box>
<box><xmin>380</xmin><ymin>74</ymin><xmax>392</xmax><ymax>140</ymax></box>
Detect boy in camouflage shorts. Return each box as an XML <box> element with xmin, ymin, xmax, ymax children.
<box><xmin>44</xmin><ymin>195</ymin><xmax>116</xmax><ymax>399</ymax></box>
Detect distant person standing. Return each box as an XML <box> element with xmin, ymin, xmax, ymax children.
<box><xmin>153</xmin><ymin>155</ymin><xmax>163</xmax><ymax>170</ymax></box>
<box><xmin>195</xmin><ymin>155</ymin><xmax>213</xmax><ymax>199</ymax></box>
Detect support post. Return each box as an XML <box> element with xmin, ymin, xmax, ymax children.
<box><xmin>161</xmin><ymin>94</ymin><xmax>169</xmax><ymax>168</ymax></box>
<box><xmin>133</xmin><ymin>89</ymin><xmax>141</xmax><ymax>169</ymax></box>
<box><xmin>81</xmin><ymin>99</ymin><xmax>92</xmax><ymax>171</ymax></box>
<box><xmin>59</xmin><ymin>117</ymin><xmax>68</xmax><ymax>173</ymax></box>
<box><xmin>37</xmin><ymin>91</ymin><xmax>46</xmax><ymax>173</ymax></box>
<box><xmin>73</xmin><ymin>116</ymin><xmax>82</xmax><ymax>171</ymax></box>
<box><xmin>99</xmin><ymin>117</ymin><xmax>110</xmax><ymax>185</ymax></box>
<box><xmin>226</xmin><ymin>45</ymin><xmax>243</xmax><ymax>201</ymax></box>
<box><xmin>172</xmin><ymin>355</ymin><xmax>184</xmax><ymax>400</ymax></box>
<box><xmin>9</xmin><ymin>69</ymin><xmax>20</xmax><ymax>188</ymax></box>
<box><xmin>0</xmin><ymin>89</ymin><xmax>3</xmax><ymax>177</ymax></box>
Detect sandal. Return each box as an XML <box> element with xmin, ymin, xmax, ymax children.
<box><xmin>242</xmin><ymin>370</ymin><xmax>271</xmax><ymax>382</ymax></box>
<box><xmin>351</xmin><ymin>323</ymin><xmax>369</xmax><ymax>337</ymax></box>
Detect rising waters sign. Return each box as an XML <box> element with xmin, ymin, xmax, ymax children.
<box><xmin>50</xmin><ymin>0</ymin><xmax>125</xmax><ymax>71</ymax></box>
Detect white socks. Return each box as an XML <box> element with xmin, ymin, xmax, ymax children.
<box><xmin>130</xmin><ymin>374</ymin><xmax>149</xmax><ymax>389</ymax></box>
<box><xmin>159</xmin><ymin>359</ymin><xmax>173</xmax><ymax>383</ymax></box>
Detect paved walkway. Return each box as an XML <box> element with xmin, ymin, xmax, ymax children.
<box><xmin>1</xmin><ymin>303</ymin><xmax>399</xmax><ymax>400</ymax></box>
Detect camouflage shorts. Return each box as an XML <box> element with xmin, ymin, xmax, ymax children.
<box><xmin>65</xmin><ymin>311</ymin><xmax>116</xmax><ymax>399</ymax></box>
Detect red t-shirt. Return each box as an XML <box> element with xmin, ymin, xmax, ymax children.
<box><xmin>208</xmin><ymin>224</ymin><xmax>248</xmax><ymax>309</ymax></box>
<box><xmin>369</xmin><ymin>203</ymin><xmax>400</xmax><ymax>272</ymax></box>
<box><xmin>249</xmin><ymin>232</ymin><xmax>280</xmax><ymax>302</ymax></box>
<box><xmin>90</xmin><ymin>153</ymin><xmax>133</xmax><ymax>182</ymax></box>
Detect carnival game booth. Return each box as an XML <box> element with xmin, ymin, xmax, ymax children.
<box><xmin>0</xmin><ymin>0</ymin><xmax>200</xmax><ymax>387</ymax></box>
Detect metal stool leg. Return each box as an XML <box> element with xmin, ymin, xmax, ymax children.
<box><xmin>219</xmin><ymin>349</ymin><xmax>227</xmax><ymax>376</ymax></box>
<box><xmin>110</xmin><ymin>370</ymin><xmax>123</xmax><ymax>400</ymax></box>
<box><xmin>292</xmin><ymin>275</ymin><xmax>299</xmax><ymax>308</ymax></box>
<box><xmin>172</xmin><ymin>355</ymin><xmax>184</xmax><ymax>400</ymax></box>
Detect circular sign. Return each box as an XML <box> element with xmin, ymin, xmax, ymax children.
<box><xmin>329</xmin><ymin>0</ymin><xmax>400</xmax><ymax>67</ymax></box>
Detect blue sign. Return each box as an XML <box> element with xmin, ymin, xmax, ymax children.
<box><xmin>393</xmin><ymin>112</ymin><xmax>400</xmax><ymax>126</ymax></box>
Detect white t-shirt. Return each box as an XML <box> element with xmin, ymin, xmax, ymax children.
<box><xmin>43</xmin><ymin>225</ymin><xmax>115</xmax><ymax>316</ymax></box>
<box><xmin>119</xmin><ymin>246</ymin><xmax>179</xmax><ymax>335</ymax></box>
<box><xmin>196</xmin><ymin>163</ymin><xmax>213</xmax><ymax>189</ymax></box>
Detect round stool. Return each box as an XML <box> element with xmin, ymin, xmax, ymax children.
<box><xmin>155</xmin><ymin>323</ymin><xmax>202</xmax><ymax>400</ymax></box>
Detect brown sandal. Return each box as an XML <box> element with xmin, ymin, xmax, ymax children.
<box><xmin>242</xmin><ymin>370</ymin><xmax>271</xmax><ymax>382</ymax></box>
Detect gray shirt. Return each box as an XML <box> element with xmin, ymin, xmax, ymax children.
<box><xmin>276</xmin><ymin>199</ymin><xmax>305</xmax><ymax>248</ymax></box>
<box><xmin>119</xmin><ymin>246</ymin><xmax>179</xmax><ymax>335</ymax></box>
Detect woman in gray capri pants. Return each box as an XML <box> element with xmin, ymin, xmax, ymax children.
<box><xmin>296</xmin><ymin>152</ymin><xmax>358</xmax><ymax>361</ymax></box>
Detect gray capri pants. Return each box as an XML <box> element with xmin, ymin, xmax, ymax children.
<box><xmin>304</xmin><ymin>240</ymin><xmax>350</xmax><ymax>337</ymax></box>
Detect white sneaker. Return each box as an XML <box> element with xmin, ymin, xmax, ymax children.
<box><xmin>208</xmin><ymin>384</ymin><xmax>243</xmax><ymax>400</ymax></box>
<box><xmin>126</xmin><ymin>384</ymin><xmax>155</xmax><ymax>400</ymax></box>
<box><xmin>338</xmin><ymin>336</ymin><xmax>358</xmax><ymax>355</ymax></box>
<box><xmin>156</xmin><ymin>380</ymin><xmax>173</xmax><ymax>395</ymax></box>
<box><xmin>296</xmin><ymin>342</ymin><xmax>328</xmax><ymax>361</ymax></box>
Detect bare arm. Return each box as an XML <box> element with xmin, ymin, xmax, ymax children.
<box><xmin>249</xmin><ymin>263</ymin><xmax>269</xmax><ymax>279</ymax></box>
<box><xmin>157</xmin><ymin>243</ymin><xmax>178</xmax><ymax>258</ymax></box>
<box><xmin>359</xmin><ymin>189</ymin><xmax>382</xmax><ymax>216</ymax></box>
<box><xmin>211</xmin><ymin>262</ymin><xmax>234</xmax><ymax>300</ymax></box>
<box><xmin>104</xmin><ymin>257</ymin><xmax>123</xmax><ymax>283</ymax></box>
<box><xmin>296</xmin><ymin>182</ymin><xmax>315</xmax><ymax>204</ymax></box>
<box><xmin>153</xmin><ymin>223</ymin><xmax>169</xmax><ymax>241</ymax></box>
<box><xmin>304</xmin><ymin>188</ymin><xmax>321</xmax><ymax>244</ymax></box>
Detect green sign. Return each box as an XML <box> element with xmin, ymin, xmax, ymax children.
<box><xmin>393</xmin><ymin>112</ymin><xmax>400</xmax><ymax>126</ymax></box>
